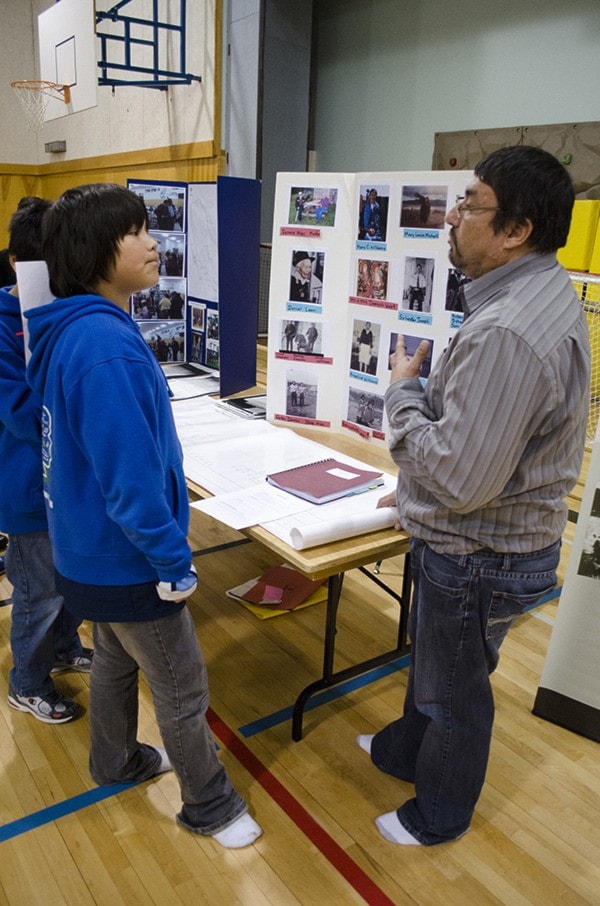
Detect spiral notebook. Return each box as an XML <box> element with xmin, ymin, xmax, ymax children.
<box><xmin>266</xmin><ymin>457</ymin><xmax>383</xmax><ymax>505</ymax></box>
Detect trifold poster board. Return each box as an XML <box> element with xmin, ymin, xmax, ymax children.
<box><xmin>266</xmin><ymin>170</ymin><xmax>473</xmax><ymax>445</ymax></box>
<box><xmin>128</xmin><ymin>176</ymin><xmax>260</xmax><ymax>398</ymax></box>
<box><xmin>533</xmin><ymin>424</ymin><xmax>600</xmax><ymax>741</ymax></box>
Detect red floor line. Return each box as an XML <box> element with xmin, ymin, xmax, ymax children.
<box><xmin>207</xmin><ymin>707</ymin><xmax>398</xmax><ymax>906</ymax></box>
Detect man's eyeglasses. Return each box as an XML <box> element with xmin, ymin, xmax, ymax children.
<box><xmin>454</xmin><ymin>195</ymin><xmax>501</xmax><ymax>216</ymax></box>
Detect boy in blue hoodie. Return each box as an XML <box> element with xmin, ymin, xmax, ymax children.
<box><xmin>25</xmin><ymin>183</ymin><xmax>261</xmax><ymax>848</ymax></box>
<box><xmin>1</xmin><ymin>196</ymin><xmax>91</xmax><ymax>724</ymax></box>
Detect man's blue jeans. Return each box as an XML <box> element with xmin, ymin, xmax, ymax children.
<box><xmin>6</xmin><ymin>531</ymin><xmax>83</xmax><ymax>696</ymax></box>
<box><xmin>371</xmin><ymin>537</ymin><xmax>559</xmax><ymax>845</ymax></box>
<box><xmin>88</xmin><ymin>607</ymin><xmax>247</xmax><ymax>834</ymax></box>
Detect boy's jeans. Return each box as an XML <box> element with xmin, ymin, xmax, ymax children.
<box><xmin>89</xmin><ymin>607</ymin><xmax>246</xmax><ymax>834</ymax></box>
<box><xmin>6</xmin><ymin>531</ymin><xmax>83</xmax><ymax>696</ymax></box>
<box><xmin>371</xmin><ymin>536</ymin><xmax>559</xmax><ymax>844</ymax></box>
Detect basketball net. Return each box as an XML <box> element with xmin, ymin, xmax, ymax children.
<box><xmin>11</xmin><ymin>80</ymin><xmax>71</xmax><ymax>132</ymax></box>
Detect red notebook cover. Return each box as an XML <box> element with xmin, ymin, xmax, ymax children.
<box><xmin>266</xmin><ymin>457</ymin><xmax>383</xmax><ymax>505</ymax></box>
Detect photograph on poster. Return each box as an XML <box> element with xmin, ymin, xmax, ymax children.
<box><xmin>190</xmin><ymin>332</ymin><xmax>203</xmax><ymax>365</ymax></box>
<box><xmin>191</xmin><ymin>301</ymin><xmax>206</xmax><ymax>331</ymax></box>
<box><xmin>289</xmin><ymin>250</ymin><xmax>324</xmax><ymax>305</ymax></box>
<box><xmin>445</xmin><ymin>267</ymin><xmax>471</xmax><ymax>312</ymax></box>
<box><xmin>286</xmin><ymin>368</ymin><xmax>317</xmax><ymax>419</ymax></box>
<box><xmin>577</xmin><ymin>487</ymin><xmax>600</xmax><ymax>580</ymax></box>
<box><xmin>150</xmin><ymin>232</ymin><xmax>185</xmax><ymax>277</ymax></box>
<box><xmin>389</xmin><ymin>331</ymin><xmax>434</xmax><ymax>379</ymax></box>
<box><xmin>399</xmin><ymin>184</ymin><xmax>448</xmax><ymax>230</ymax></box>
<box><xmin>129</xmin><ymin>182</ymin><xmax>186</xmax><ymax>232</ymax></box>
<box><xmin>138</xmin><ymin>320</ymin><xmax>185</xmax><ymax>364</ymax></box>
<box><xmin>206</xmin><ymin>338</ymin><xmax>219</xmax><ymax>369</ymax></box>
<box><xmin>350</xmin><ymin>318</ymin><xmax>381</xmax><ymax>375</ymax></box>
<box><xmin>346</xmin><ymin>387</ymin><xmax>385</xmax><ymax>431</ymax></box>
<box><xmin>401</xmin><ymin>256</ymin><xmax>435</xmax><ymax>313</ymax></box>
<box><xmin>288</xmin><ymin>187</ymin><xmax>338</xmax><ymax>227</ymax></box>
<box><xmin>278</xmin><ymin>318</ymin><xmax>324</xmax><ymax>357</ymax></box>
<box><xmin>131</xmin><ymin>279</ymin><xmax>186</xmax><ymax>321</ymax></box>
<box><xmin>207</xmin><ymin>310</ymin><xmax>219</xmax><ymax>341</ymax></box>
<box><xmin>355</xmin><ymin>258</ymin><xmax>389</xmax><ymax>301</ymax></box>
<box><xmin>357</xmin><ymin>185</ymin><xmax>389</xmax><ymax>244</ymax></box>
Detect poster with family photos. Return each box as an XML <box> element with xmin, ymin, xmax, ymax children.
<box><xmin>266</xmin><ymin>169</ymin><xmax>474</xmax><ymax>445</ymax></box>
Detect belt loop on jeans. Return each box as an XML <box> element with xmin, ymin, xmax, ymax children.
<box><xmin>458</xmin><ymin>554</ymin><xmax>469</xmax><ymax>567</ymax></box>
<box><xmin>502</xmin><ymin>553</ymin><xmax>511</xmax><ymax>570</ymax></box>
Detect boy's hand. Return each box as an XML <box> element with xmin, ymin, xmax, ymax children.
<box><xmin>390</xmin><ymin>336</ymin><xmax>430</xmax><ymax>384</ymax></box>
<box><xmin>157</xmin><ymin>565</ymin><xmax>198</xmax><ymax>602</ymax></box>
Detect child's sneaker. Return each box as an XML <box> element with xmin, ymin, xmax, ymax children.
<box><xmin>8</xmin><ymin>686</ymin><xmax>81</xmax><ymax>723</ymax></box>
<box><xmin>51</xmin><ymin>647</ymin><xmax>94</xmax><ymax>674</ymax></box>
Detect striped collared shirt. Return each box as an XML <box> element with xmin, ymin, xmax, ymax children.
<box><xmin>385</xmin><ymin>253</ymin><xmax>591</xmax><ymax>554</ymax></box>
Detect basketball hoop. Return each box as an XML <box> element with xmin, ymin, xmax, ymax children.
<box><xmin>10</xmin><ymin>80</ymin><xmax>71</xmax><ymax>132</ymax></box>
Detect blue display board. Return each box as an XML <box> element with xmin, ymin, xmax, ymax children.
<box><xmin>128</xmin><ymin>175</ymin><xmax>260</xmax><ymax>397</ymax></box>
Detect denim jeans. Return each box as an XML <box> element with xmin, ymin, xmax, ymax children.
<box><xmin>6</xmin><ymin>532</ymin><xmax>83</xmax><ymax>696</ymax></box>
<box><xmin>371</xmin><ymin>537</ymin><xmax>559</xmax><ymax>845</ymax></box>
<box><xmin>88</xmin><ymin>607</ymin><xmax>247</xmax><ymax>834</ymax></box>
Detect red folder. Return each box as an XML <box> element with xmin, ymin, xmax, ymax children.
<box><xmin>266</xmin><ymin>457</ymin><xmax>383</xmax><ymax>505</ymax></box>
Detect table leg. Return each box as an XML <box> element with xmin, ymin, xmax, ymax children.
<box><xmin>291</xmin><ymin>554</ymin><xmax>412</xmax><ymax>741</ymax></box>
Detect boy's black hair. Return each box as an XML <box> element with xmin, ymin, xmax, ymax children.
<box><xmin>42</xmin><ymin>183</ymin><xmax>148</xmax><ymax>298</ymax></box>
<box><xmin>8</xmin><ymin>196</ymin><xmax>52</xmax><ymax>262</ymax></box>
<box><xmin>474</xmin><ymin>145</ymin><xmax>574</xmax><ymax>253</ymax></box>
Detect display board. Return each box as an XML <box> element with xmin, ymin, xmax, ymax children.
<box><xmin>533</xmin><ymin>423</ymin><xmax>600</xmax><ymax>741</ymax></box>
<box><xmin>266</xmin><ymin>170</ymin><xmax>472</xmax><ymax>443</ymax></box>
<box><xmin>128</xmin><ymin>176</ymin><xmax>260</xmax><ymax>397</ymax></box>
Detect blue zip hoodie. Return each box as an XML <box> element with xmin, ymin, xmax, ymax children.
<box><xmin>0</xmin><ymin>286</ymin><xmax>48</xmax><ymax>534</ymax></box>
<box><xmin>25</xmin><ymin>294</ymin><xmax>192</xmax><ymax>619</ymax></box>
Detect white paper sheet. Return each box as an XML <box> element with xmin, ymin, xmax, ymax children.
<box><xmin>191</xmin><ymin>483</ymin><xmax>313</xmax><ymax>529</ymax></box>
<box><xmin>260</xmin><ymin>473</ymin><xmax>398</xmax><ymax>549</ymax></box>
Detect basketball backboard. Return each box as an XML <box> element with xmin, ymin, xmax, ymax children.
<box><xmin>38</xmin><ymin>0</ymin><xmax>98</xmax><ymax>121</ymax></box>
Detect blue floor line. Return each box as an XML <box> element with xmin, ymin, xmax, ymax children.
<box><xmin>239</xmin><ymin>587</ymin><xmax>562</xmax><ymax>738</ymax></box>
<box><xmin>0</xmin><ymin>782</ymin><xmax>137</xmax><ymax>843</ymax></box>
<box><xmin>239</xmin><ymin>653</ymin><xmax>412</xmax><ymax>737</ymax></box>
<box><xmin>0</xmin><ymin>584</ymin><xmax>564</xmax><ymax>842</ymax></box>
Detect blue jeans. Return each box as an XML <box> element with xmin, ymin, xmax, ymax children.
<box><xmin>88</xmin><ymin>607</ymin><xmax>247</xmax><ymax>834</ymax></box>
<box><xmin>371</xmin><ymin>537</ymin><xmax>559</xmax><ymax>844</ymax></box>
<box><xmin>6</xmin><ymin>532</ymin><xmax>83</xmax><ymax>696</ymax></box>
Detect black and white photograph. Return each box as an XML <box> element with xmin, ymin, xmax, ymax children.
<box><xmin>400</xmin><ymin>184</ymin><xmax>448</xmax><ymax>230</ymax></box>
<box><xmin>289</xmin><ymin>250</ymin><xmax>325</xmax><ymax>305</ymax></box>
<box><xmin>445</xmin><ymin>267</ymin><xmax>471</xmax><ymax>311</ymax></box>
<box><xmin>401</xmin><ymin>255</ymin><xmax>435</xmax><ymax>312</ymax></box>
<box><xmin>190</xmin><ymin>301</ymin><xmax>206</xmax><ymax>331</ymax></box>
<box><xmin>288</xmin><ymin>187</ymin><xmax>338</xmax><ymax>227</ymax></box>
<box><xmin>285</xmin><ymin>368</ymin><xmax>317</xmax><ymax>419</ymax></box>
<box><xmin>350</xmin><ymin>318</ymin><xmax>381</xmax><ymax>375</ymax></box>
<box><xmin>388</xmin><ymin>331</ymin><xmax>434</xmax><ymax>379</ymax></box>
<box><xmin>357</xmin><ymin>185</ymin><xmax>389</xmax><ymax>243</ymax></box>
<box><xmin>278</xmin><ymin>318</ymin><xmax>323</xmax><ymax>357</ymax></box>
<box><xmin>129</xmin><ymin>181</ymin><xmax>186</xmax><ymax>232</ymax></box>
<box><xmin>346</xmin><ymin>387</ymin><xmax>385</xmax><ymax>431</ymax></box>
<box><xmin>577</xmin><ymin>487</ymin><xmax>600</xmax><ymax>580</ymax></box>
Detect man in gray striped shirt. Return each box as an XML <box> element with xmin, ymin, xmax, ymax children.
<box><xmin>358</xmin><ymin>146</ymin><xmax>591</xmax><ymax>846</ymax></box>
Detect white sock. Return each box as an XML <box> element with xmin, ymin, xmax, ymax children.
<box><xmin>153</xmin><ymin>746</ymin><xmax>172</xmax><ymax>775</ymax></box>
<box><xmin>375</xmin><ymin>811</ymin><xmax>421</xmax><ymax>845</ymax></box>
<box><xmin>211</xmin><ymin>813</ymin><xmax>263</xmax><ymax>849</ymax></box>
<box><xmin>356</xmin><ymin>734</ymin><xmax>374</xmax><ymax>755</ymax></box>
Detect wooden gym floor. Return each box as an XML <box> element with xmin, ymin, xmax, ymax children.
<box><xmin>0</xmin><ymin>449</ymin><xmax>598</xmax><ymax>904</ymax></box>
